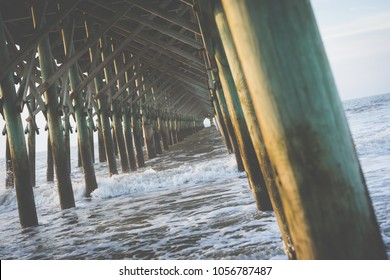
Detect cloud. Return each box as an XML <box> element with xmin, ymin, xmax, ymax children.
<box><xmin>322</xmin><ymin>12</ymin><xmax>390</xmax><ymax>40</ymax></box>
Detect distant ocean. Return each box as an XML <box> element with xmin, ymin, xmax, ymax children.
<box><xmin>0</xmin><ymin>93</ymin><xmax>389</xmax><ymax>259</ymax></box>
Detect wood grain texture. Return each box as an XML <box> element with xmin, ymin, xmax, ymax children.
<box><xmin>222</xmin><ymin>0</ymin><xmax>386</xmax><ymax>259</ymax></box>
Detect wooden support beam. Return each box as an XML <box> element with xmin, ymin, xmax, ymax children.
<box><xmin>0</xmin><ymin>0</ymin><xmax>83</xmax><ymax>82</ymax></box>
<box><xmin>213</xmin><ymin>0</ymin><xmax>295</xmax><ymax>258</ymax></box>
<box><xmin>31</xmin><ymin>3</ymin><xmax>75</xmax><ymax>209</ymax></box>
<box><xmin>70</xmin><ymin>22</ymin><xmax>146</xmax><ymax>99</ymax></box>
<box><xmin>212</xmin><ymin>27</ymin><xmax>272</xmax><ymax>211</ymax></box>
<box><xmin>0</xmin><ymin>13</ymin><xmax>38</xmax><ymax>227</ymax></box>
<box><xmin>5</xmin><ymin>136</ymin><xmax>14</xmax><ymax>188</ymax></box>
<box><xmin>101</xmin><ymin>37</ymin><xmax>130</xmax><ymax>173</ymax></box>
<box><xmin>128</xmin><ymin>71</ymin><xmax>167</xmax><ymax>104</ymax></box>
<box><xmin>63</xmin><ymin>114</ymin><xmax>72</xmax><ymax>171</ymax></box>
<box><xmin>28</xmin><ymin>98</ymin><xmax>36</xmax><ymax>187</ymax></box>
<box><xmin>61</xmin><ymin>14</ymin><xmax>97</xmax><ymax>196</ymax></box>
<box><xmin>88</xmin><ymin>0</ymin><xmax>202</xmax><ymax>49</ymax></box>
<box><xmin>85</xmin><ymin>19</ymin><xmax>118</xmax><ymax>175</ymax></box>
<box><xmin>122</xmin><ymin>54</ymin><xmax>137</xmax><ymax>171</ymax></box>
<box><xmin>96</xmin><ymin>46</ymin><xmax>150</xmax><ymax>99</ymax></box>
<box><xmin>81</xmin><ymin>3</ymin><xmax>205</xmax><ymax>75</ymax></box>
<box><xmin>36</xmin><ymin>4</ymin><xmax>132</xmax><ymax>99</ymax></box>
<box><xmin>113</xmin><ymin>64</ymin><xmax>152</xmax><ymax>101</ymax></box>
<box><xmin>96</xmin><ymin>114</ymin><xmax>107</xmax><ymax>163</ymax></box>
<box><xmin>46</xmin><ymin>133</ymin><xmax>54</xmax><ymax>182</ymax></box>
<box><xmin>125</xmin><ymin>0</ymin><xmax>201</xmax><ymax>35</ymax></box>
<box><xmin>132</xmin><ymin>99</ymin><xmax>145</xmax><ymax>167</ymax></box>
<box><xmin>222</xmin><ymin>0</ymin><xmax>386</xmax><ymax>259</ymax></box>
<box><xmin>214</xmin><ymin>86</ymin><xmax>244</xmax><ymax>171</ymax></box>
<box><xmin>15</xmin><ymin>50</ymin><xmax>36</xmax><ymax>112</ymax></box>
<box><xmin>212</xmin><ymin>93</ymin><xmax>233</xmax><ymax>153</ymax></box>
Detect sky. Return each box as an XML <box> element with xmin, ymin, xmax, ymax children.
<box><xmin>1</xmin><ymin>0</ymin><xmax>390</xmax><ymax>155</ymax></box>
<box><xmin>311</xmin><ymin>0</ymin><xmax>390</xmax><ymax>100</ymax></box>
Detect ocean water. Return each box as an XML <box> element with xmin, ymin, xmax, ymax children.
<box><xmin>0</xmin><ymin>93</ymin><xmax>389</xmax><ymax>259</ymax></box>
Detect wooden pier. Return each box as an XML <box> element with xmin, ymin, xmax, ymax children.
<box><xmin>0</xmin><ymin>0</ymin><xmax>386</xmax><ymax>259</ymax></box>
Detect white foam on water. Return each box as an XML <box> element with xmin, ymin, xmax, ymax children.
<box><xmin>91</xmin><ymin>155</ymin><xmax>241</xmax><ymax>200</ymax></box>
<box><xmin>0</xmin><ymin>94</ymin><xmax>389</xmax><ymax>259</ymax></box>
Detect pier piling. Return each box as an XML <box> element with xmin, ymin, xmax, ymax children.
<box><xmin>221</xmin><ymin>0</ymin><xmax>386</xmax><ymax>259</ymax></box>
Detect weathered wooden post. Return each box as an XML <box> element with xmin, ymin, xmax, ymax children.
<box><xmin>0</xmin><ymin>12</ymin><xmax>38</xmax><ymax>226</ymax></box>
<box><xmin>46</xmin><ymin>133</ymin><xmax>54</xmax><ymax>182</ymax></box>
<box><xmin>140</xmin><ymin>80</ymin><xmax>157</xmax><ymax>160</ymax></box>
<box><xmin>172</xmin><ymin>115</ymin><xmax>179</xmax><ymax>144</ymax></box>
<box><xmin>123</xmin><ymin>106</ymin><xmax>137</xmax><ymax>171</ymax></box>
<box><xmin>132</xmin><ymin>63</ymin><xmax>145</xmax><ymax>167</ymax></box>
<box><xmin>63</xmin><ymin>113</ymin><xmax>71</xmax><ymax>171</ymax></box>
<box><xmin>5</xmin><ymin>136</ymin><xmax>14</xmax><ymax>188</ymax></box>
<box><xmin>158</xmin><ymin>111</ymin><xmax>169</xmax><ymax>151</ymax></box>
<box><xmin>87</xmin><ymin>112</ymin><xmax>95</xmax><ymax>163</ymax></box>
<box><xmin>122</xmin><ymin>55</ymin><xmax>137</xmax><ymax>171</ymax></box>
<box><xmin>77</xmin><ymin>141</ymin><xmax>82</xmax><ymax>167</ymax></box>
<box><xmin>222</xmin><ymin>0</ymin><xmax>386</xmax><ymax>259</ymax></box>
<box><xmin>103</xmin><ymin>37</ymin><xmax>129</xmax><ymax>173</ymax></box>
<box><xmin>132</xmin><ymin>101</ymin><xmax>145</xmax><ymax>167</ymax></box>
<box><xmin>152</xmin><ymin>109</ymin><xmax>163</xmax><ymax>154</ymax></box>
<box><xmin>213</xmin><ymin>0</ymin><xmax>295</xmax><ymax>257</ymax></box>
<box><xmin>61</xmin><ymin>16</ymin><xmax>97</xmax><ymax>196</ymax></box>
<box><xmin>27</xmin><ymin>99</ymin><xmax>37</xmax><ymax>187</ymax></box>
<box><xmin>112</xmin><ymin>125</ymin><xmax>119</xmax><ymax>156</ymax></box>
<box><xmin>96</xmin><ymin>116</ymin><xmax>106</xmax><ymax>163</ymax></box>
<box><xmin>167</xmin><ymin>114</ymin><xmax>174</xmax><ymax>145</ymax></box>
<box><xmin>143</xmin><ymin>109</ymin><xmax>157</xmax><ymax>160</ymax></box>
<box><xmin>212</xmin><ymin>92</ymin><xmax>233</xmax><ymax>154</ymax></box>
<box><xmin>31</xmin><ymin>3</ymin><xmax>75</xmax><ymax>209</ymax></box>
<box><xmin>214</xmin><ymin>87</ymin><xmax>244</xmax><ymax>171</ymax></box>
<box><xmin>84</xmin><ymin>20</ymin><xmax>118</xmax><ymax>175</ymax></box>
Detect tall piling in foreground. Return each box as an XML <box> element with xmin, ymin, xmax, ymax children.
<box><xmin>0</xmin><ymin>13</ymin><xmax>38</xmax><ymax>227</ymax></box>
<box><xmin>31</xmin><ymin>4</ymin><xmax>75</xmax><ymax>209</ymax></box>
<box><xmin>213</xmin><ymin>0</ymin><xmax>295</xmax><ymax>258</ymax></box>
<box><xmin>61</xmin><ymin>17</ymin><xmax>97</xmax><ymax>196</ymax></box>
<box><xmin>222</xmin><ymin>0</ymin><xmax>386</xmax><ymax>259</ymax></box>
